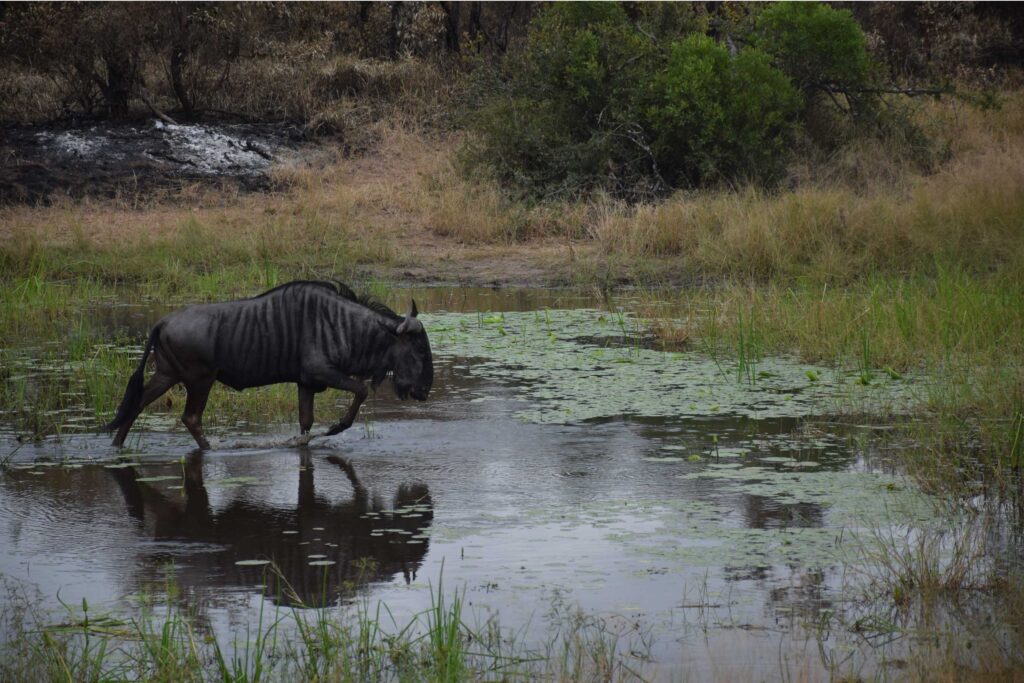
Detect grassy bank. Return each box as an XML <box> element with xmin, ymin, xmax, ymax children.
<box><xmin>4</xmin><ymin>93</ymin><xmax>1022</xmax><ymax>286</ymax></box>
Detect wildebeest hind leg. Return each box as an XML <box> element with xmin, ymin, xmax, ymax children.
<box><xmin>113</xmin><ymin>371</ymin><xmax>178</xmax><ymax>447</ymax></box>
<box><xmin>182</xmin><ymin>376</ymin><xmax>215</xmax><ymax>450</ymax></box>
<box><xmin>324</xmin><ymin>377</ymin><xmax>369</xmax><ymax>436</ymax></box>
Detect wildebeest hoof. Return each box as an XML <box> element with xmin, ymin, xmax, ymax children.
<box><xmin>282</xmin><ymin>434</ymin><xmax>312</xmax><ymax>447</ymax></box>
<box><xmin>324</xmin><ymin>422</ymin><xmax>351</xmax><ymax>437</ymax></box>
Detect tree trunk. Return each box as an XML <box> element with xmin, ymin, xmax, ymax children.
<box><xmin>169</xmin><ymin>6</ymin><xmax>195</xmax><ymax>118</ymax></box>
<box><xmin>388</xmin><ymin>2</ymin><xmax>401</xmax><ymax>60</ymax></box>
<box><xmin>440</xmin><ymin>2</ymin><xmax>460</xmax><ymax>53</ymax></box>
<box><xmin>102</xmin><ymin>51</ymin><xmax>134</xmax><ymax>119</ymax></box>
<box><xmin>169</xmin><ymin>47</ymin><xmax>193</xmax><ymax>117</ymax></box>
<box><xmin>468</xmin><ymin>2</ymin><xmax>482</xmax><ymax>46</ymax></box>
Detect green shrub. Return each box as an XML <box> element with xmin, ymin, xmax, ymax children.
<box><xmin>645</xmin><ymin>35</ymin><xmax>801</xmax><ymax>187</ymax></box>
<box><xmin>464</xmin><ymin>3</ymin><xmax>658</xmax><ymax>197</ymax></box>
<box><xmin>754</xmin><ymin>2</ymin><xmax>872</xmax><ymax>95</ymax></box>
<box><xmin>465</xmin><ymin>1</ymin><xmax>932</xmax><ymax>198</ymax></box>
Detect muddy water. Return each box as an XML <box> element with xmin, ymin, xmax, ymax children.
<box><xmin>0</xmin><ymin>288</ymin><xmax>939</xmax><ymax>679</ymax></box>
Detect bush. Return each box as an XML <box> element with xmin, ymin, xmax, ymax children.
<box><xmin>754</xmin><ymin>0</ymin><xmax>879</xmax><ymax>138</ymax></box>
<box><xmin>755</xmin><ymin>2</ymin><xmax>872</xmax><ymax>94</ymax></box>
<box><xmin>645</xmin><ymin>35</ymin><xmax>801</xmax><ymax>188</ymax></box>
<box><xmin>464</xmin><ymin>3</ymin><xmax>659</xmax><ymax>197</ymax></box>
<box><xmin>463</xmin><ymin>1</ymin><xmax>943</xmax><ymax>199</ymax></box>
<box><xmin>466</xmin><ymin>3</ymin><xmax>802</xmax><ymax>197</ymax></box>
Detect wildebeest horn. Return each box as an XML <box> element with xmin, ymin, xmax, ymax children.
<box><xmin>395</xmin><ymin>300</ymin><xmax>422</xmax><ymax>335</ymax></box>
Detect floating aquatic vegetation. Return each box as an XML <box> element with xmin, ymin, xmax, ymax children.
<box><xmin>708</xmin><ymin>447</ymin><xmax>749</xmax><ymax>459</ymax></box>
<box><xmin>425</xmin><ymin>310</ymin><xmax>922</xmax><ymax>425</ymax></box>
<box><xmin>235</xmin><ymin>559</ymin><xmax>271</xmax><ymax>567</ymax></box>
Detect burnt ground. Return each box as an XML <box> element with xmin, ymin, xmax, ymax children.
<box><xmin>0</xmin><ymin>120</ymin><xmax>313</xmax><ymax>203</ymax></box>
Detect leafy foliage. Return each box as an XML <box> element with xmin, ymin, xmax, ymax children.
<box><xmin>465</xmin><ymin>3</ymin><xmax>660</xmax><ymax>197</ymax></box>
<box><xmin>466</xmin><ymin>3</ymin><xmax>804</xmax><ymax>197</ymax></box>
<box><xmin>754</xmin><ymin>2</ymin><xmax>873</xmax><ymax>96</ymax></box>
<box><xmin>645</xmin><ymin>35</ymin><xmax>801</xmax><ymax>188</ymax></box>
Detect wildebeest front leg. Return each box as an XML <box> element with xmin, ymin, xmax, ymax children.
<box><xmin>298</xmin><ymin>384</ymin><xmax>316</xmax><ymax>435</ymax></box>
<box><xmin>325</xmin><ymin>377</ymin><xmax>368</xmax><ymax>436</ymax></box>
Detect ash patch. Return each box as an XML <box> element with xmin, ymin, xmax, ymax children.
<box><xmin>1</xmin><ymin>120</ymin><xmax>308</xmax><ymax>203</ymax></box>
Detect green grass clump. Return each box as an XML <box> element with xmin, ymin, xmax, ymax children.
<box><xmin>0</xmin><ymin>571</ymin><xmax>653</xmax><ymax>683</ymax></box>
<box><xmin>635</xmin><ymin>262</ymin><xmax>1024</xmax><ymax>500</ymax></box>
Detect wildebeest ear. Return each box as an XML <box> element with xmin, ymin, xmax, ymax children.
<box><xmin>396</xmin><ymin>317</ymin><xmax>424</xmax><ymax>335</ymax></box>
<box><xmin>395</xmin><ymin>300</ymin><xmax>422</xmax><ymax>335</ymax></box>
<box><xmin>376</xmin><ymin>318</ymin><xmax>399</xmax><ymax>336</ymax></box>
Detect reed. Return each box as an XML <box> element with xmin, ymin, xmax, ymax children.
<box><xmin>0</xmin><ymin>571</ymin><xmax>654</xmax><ymax>683</ymax></box>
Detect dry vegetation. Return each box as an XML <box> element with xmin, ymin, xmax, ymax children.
<box><xmin>4</xmin><ymin>87</ymin><xmax>1023</xmax><ymax>290</ymax></box>
<box><xmin>417</xmin><ymin>92</ymin><xmax>1024</xmax><ymax>282</ymax></box>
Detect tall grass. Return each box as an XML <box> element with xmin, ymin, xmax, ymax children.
<box><xmin>633</xmin><ymin>264</ymin><xmax>1024</xmax><ymax>474</ymax></box>
<box><xmin>5</xmin><ymin>92</ymin><xmax>1021</xmax><ymax>286</ymax></box>
<box><xmin>575</xmin><ymin>94</ymin><xmax>1024</xmax><ymax>278</ymax></box>
<box><xmin>0</xmin><ymin>571</ymin><xmax>654</xmax><ymax>683</ymax></box>
<box><xmin>425</xmin><ymin>93</ymin><xmax>1024</xmax><ymax>283</ymax></box>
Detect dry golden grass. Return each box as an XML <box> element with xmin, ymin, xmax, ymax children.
<box><xmin>0</xmin><ymin>68</ymin><xmax>63</xmax><ymax>124</ymax></box>
<box><xmin>412</xmin><ymin>92</ymin><xmax>1024</xmax><ymax>283</ymax></box>
<box><xmin>577</xmin><ymin>95</ymin><xmax>1024</xmax><ymax>280</ymax></box>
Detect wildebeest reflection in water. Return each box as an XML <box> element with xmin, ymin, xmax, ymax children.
<box><xmin>109</xmin><ymin>449</ymin><xmax>432</xmax><ymax>607</ymax></box>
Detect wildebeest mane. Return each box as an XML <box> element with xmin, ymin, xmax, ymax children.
<box><xmin>255</xmin><ymin>280</ymin><xmax>402</xmax><ymax>320</ymax></box>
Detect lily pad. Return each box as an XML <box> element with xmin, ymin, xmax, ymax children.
<box><xmin>709</xmin><ymin>447</ymin><xmax>749</xmax><ymax>459</ymax></box>
<box><xmin>424</xmin><ymin>309</ymin><xmax>922</xmax><ymax>424</ymax></box>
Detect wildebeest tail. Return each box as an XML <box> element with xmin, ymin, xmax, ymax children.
<box><xmin>104</xmin><ymin>324</ymin><xmax>161</xmax><ymax>432</ymax></box>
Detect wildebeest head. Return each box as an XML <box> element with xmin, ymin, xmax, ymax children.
<box><xmin>383</xmin><ymin>301</ymin><xmax>433</xmax><ymax>401</ymax></box>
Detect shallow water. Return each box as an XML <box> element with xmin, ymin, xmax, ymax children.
<box><xmin>0</xmin><ymin>288</ymin><xmax>948</xmax><ymax>679</ymax></box>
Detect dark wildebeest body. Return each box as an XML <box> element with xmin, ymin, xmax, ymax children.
<box><xmin>106</xmin><ymin>281</ymin><xmax>433</xmax><ymax>448</ymax></box>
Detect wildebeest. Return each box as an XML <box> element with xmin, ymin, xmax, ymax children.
<box><xmin>105</xmin><ymin>280</ymin><xmax>433</xmax><ymax>448</ymax></box>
